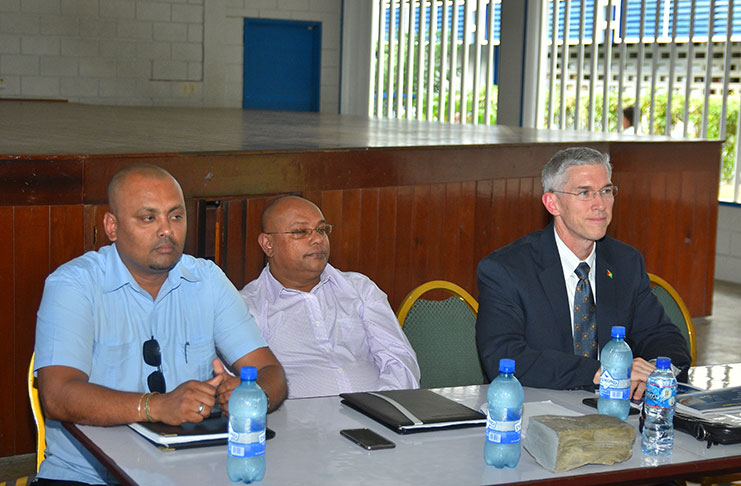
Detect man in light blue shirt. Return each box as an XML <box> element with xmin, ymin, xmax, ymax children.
<box><xmin>33</xmin><ymin>164</ymin><xmax>287</xmax><ymax>485</ymax></box>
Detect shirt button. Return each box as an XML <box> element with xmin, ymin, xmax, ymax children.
<box><xmin>337</xmin><ymin>368</ymin><xmax>343</xmax><ymax>373</ymax></box>
<box><xmin>314</xmin><ymin>321</ymin><xmax>321</xmax><ymax>327</ymax></box>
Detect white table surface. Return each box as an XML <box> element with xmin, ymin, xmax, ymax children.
<box><xmin>71</xmin><ymin>385</ymin><xmax>741</xmax><ymax>486</ymax></box>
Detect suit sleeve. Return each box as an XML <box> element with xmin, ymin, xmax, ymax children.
<box><xmin>475</xmin><ymin>257</ymin><xmax>600</xmax><ymax>389</ymax></box>
<box><xmin>625</xmin><ymin>257</ymin><xmax>692</xmax><ymax>381</ymax></box>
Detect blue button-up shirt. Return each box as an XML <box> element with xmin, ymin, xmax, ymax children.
<box><xmin>34</xmin><ymin>244</ymin><xmax>266</xmax><ymax>484</ymax></box>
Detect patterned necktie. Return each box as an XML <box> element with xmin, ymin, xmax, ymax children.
<box><xmin>573</xmin><ymin>262</ymin><xmax>597</xmax><ymax>359</ymax></box>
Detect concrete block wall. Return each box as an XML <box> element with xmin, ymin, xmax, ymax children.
<box><xmin>0</xmin><ymin>0</ymin><xmax>207</xmax><ymax>106</ymax></box>
<box><xmin>716</xmin><ymin>204</ymin><xmax>741</xmax><ymax>285</ymax></box>
<box><xmin>0</xmin><ymin>0</ymin><xmax>342</xmax><ymax>110</ymax></box>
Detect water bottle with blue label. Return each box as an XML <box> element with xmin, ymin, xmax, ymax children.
<box><xmin>641</xmin><ymin>357</ymin><xmax>677</xmax><ymax>455</ymax></box>
<box><xmin>227</xmin><ymin>366</ymin><xmax>267</xmax><ymax>483</ymax></box>
<box><xmin>484</xmin><ymin>358</ymin><xmax>524</xmax><ymax>468</ymax></box>
<box><xmin>598</xmin><ymin>326</ymin><xmax>633</xmax><ymax>420</ymax></box>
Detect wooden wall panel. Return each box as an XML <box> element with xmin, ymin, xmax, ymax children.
<box><xmin>14</xmin><ymin>206</ymin><xmax>51</xmax><ymax>455</ymax></box>
<box><xmin>0</xmin><ymin>207</ymin><xmax>14</xmax><ymax>456</ymax></box>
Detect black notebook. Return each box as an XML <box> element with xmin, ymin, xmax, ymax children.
<box><xmin>340</xmin><ymin>389</ymin><xmax>486</xmax><ymax>434</ymax></box>
<box><xmin>129</xmin><ymin>414</ymin><xmax>275</xmax><ymax>451</ymax></box>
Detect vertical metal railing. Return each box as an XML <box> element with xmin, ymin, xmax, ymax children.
<box><xmin>371</xmin><ymin>0</ymin><xmax>502</xmax><ymax>126</ymax></box>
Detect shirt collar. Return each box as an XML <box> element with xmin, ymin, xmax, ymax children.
<box><xmin>102</xmin><ymin>243</ymin><xmax>196</xmax><ymax>296</ymax></box>
<box><xmin>263</xmin><ymin>263</ymin><xmax>334</xmax><ymax>303</ymax></box>
<box><xmin>553</xmin><ymin>226</ymin><xmax>596</xmax><ymax>277</ymax></box>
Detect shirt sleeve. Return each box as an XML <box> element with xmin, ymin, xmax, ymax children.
<box><xmin>353</xmin><ymin>275</ymin><xmax>421</xmax><ymax>389</ymax></box>
<box><xmin>210</xmin><ymin>264</ymin><xmax>268</xmax><ymax>366</ymax></box>
<box><xmin>34</xmin><ymin>266</ymin><xmax>96</xmax><ymax>376</ymax></box>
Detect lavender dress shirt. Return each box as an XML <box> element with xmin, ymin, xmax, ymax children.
<box><xmin>240</xmin><ymin>264</ymin><xmax>420</xmax><ymax>398</ymax></box>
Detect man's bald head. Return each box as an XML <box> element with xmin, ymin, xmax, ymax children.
<box><xmin>107</xmin><ymin>164</ymin><xmax>181</xmax><ymax>214</ymax></box>
<box><xmin>261</xmin><ymin>196</ymin><xmax>322</xmax><ymax>232</ymax></box>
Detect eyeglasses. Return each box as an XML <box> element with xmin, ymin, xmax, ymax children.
<box><xmin>552</xmin><ymin>185</ymin><xmax>618</xmax><ymax>201</ymax></box>
<box><xmin>143</xmin><ymin>337</ymin><xmax>166</xmax><ymax>393</ymax></box>
<box><xmin>264</xmin><ymin>224</ymin><xmax>334</xmax><ymax>240</ymax></box>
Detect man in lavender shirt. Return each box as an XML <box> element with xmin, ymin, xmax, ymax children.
<box><xmin>239</xmin><ymin>196</ymin><xmax>420</xmax><ymax>399</ymax></box>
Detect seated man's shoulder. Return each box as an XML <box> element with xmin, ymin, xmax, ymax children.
<box><xmin>329</xmin><ymin>266</ymin><xmax>380</xmax><ymax>293</ymax></box>
<box><xmin>47</xmin><ymin>245</ymin><xmax>112</xmax><ymax>283</ymax></box>
<box><xmin>599</xmin><ymin>235</ymin><xmax>643</xmax><ymax>264</ymax></box>
<box><xmin>479</xmin><ymin>228</ymin><xmax>543</xmax><ymax>271</ymax></box>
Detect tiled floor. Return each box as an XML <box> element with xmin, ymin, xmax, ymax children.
<box><xmin>693</xmin><ymin>280</ymin><xmax>741</xmax><ymax>366</ymax></box>
<box><xmin>2</xmin><ymin>280</ymin><xmax>739</xmax><ymax>483</ymax></box>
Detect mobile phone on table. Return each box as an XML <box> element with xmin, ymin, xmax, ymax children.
<box><xmin>340</xmin><ymin>428</ymin><xmax>396</xmax><ymax>450</ymax></box>
<box><xmin>582</xmin><ymin>397</ymin><xmax>639</xmax><ymax>415</ymax></box>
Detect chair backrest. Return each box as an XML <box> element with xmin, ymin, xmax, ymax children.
<box><xmin>396</xmin><ymin>280</ymin><xmax>484</xmax><ymax>388</ymax></box>
<box><xmin>648</xmin><ymin>273</ymin><xmax>697</xmax><ymax>366</ymax></box>
<box><xmin>28</xmin><ymin>352</ymin><xmax>45</xmax><ymax>473</ymax></box>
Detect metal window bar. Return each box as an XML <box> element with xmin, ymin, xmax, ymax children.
<box><xmin>560</xmin><ymin>0</ymin><xmax>572</xmax><ymax>130</ymax></box>
<box><xmin>406</xmin><ymin>0</ymin><xmax>416</xmax><ymax>119</ymax></box>
<box><xmin>426</xmin><ymin>0</ymin><xmax>438</xmax><ymax>121</ymax></box>
<box><xmin>683</xmin><ymin>0</ymin><xmax>697</xmax><ymax>138</ymax></box>
<box><xmin>602</xmin><ymin>0</ymin><xmax>614</xmax><ymax>131</ymax></box>
<box><xmin>548</xmin><ymin>0</ymin><xmax>559</xmax><ymax>128</ymax></box>
<box><xmin>667</xmin><ymin>0</ymin><xmax>679</xmax><ymax>136</ymax></box>
<box><xmin>396</xmin><ymin>1</ymin><xmax>407</xmax><ymax>116</ymax></box>
<box><xmin>575</xmin><ymin>0</ymin><xmax>587</xmax><ymax>129</ymax></box>
<box><xmin>648</xmin><ymin>0</ymin><xmax>661</xmax><ymax>134</ymax></box>
<box><xmin>617</xmin><ymin>0</ymin><xmax>629</xmax><ymax>133</ymax></box>
<box><xmin>417</xmin><ymin>1</ymin><xmax>426</xmax><ymax>120</ymax></box>
<box><xmin>702</xmin><ymin>0</ymin><xmax>716</xmax><ymax>137</ymax></box>
<box><xmin>720</xmin><ymin>0</ymin><xmax>734</xmax><ymax>140</ymax></box>
<box><xmin>449</xmin><ymin>0</ymin><xmax>460</xmax><ymax>122</ymax></box>
<box><xmin>440</xmin><ymin>0</ymin><xmax>450</xmax><ymax>121</ymax></box>
<box><xmin>485</xmin><ymin>0</ymin><xmax>496</xmax><ymax>124</ymax></box>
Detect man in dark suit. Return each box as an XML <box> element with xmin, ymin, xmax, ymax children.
<box><xmin>475</xmin><ymin>147</ymin><xmax>691</xmax><ymax>399</ymax></box>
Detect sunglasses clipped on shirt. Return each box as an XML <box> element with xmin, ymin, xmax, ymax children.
<box><xmin>143</xmin><ymin>337</ymin><xmax>166</xmax><ymax>393</ymax></box>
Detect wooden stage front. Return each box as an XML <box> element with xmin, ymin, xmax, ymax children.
<box><xmin>0</xmin><ymin>100</ymin><xmax>721</xmax><ymax>457</ymax></box>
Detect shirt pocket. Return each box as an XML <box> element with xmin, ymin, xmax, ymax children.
<box><xmin>175</xmin><ymin>337</ymin><xmax>217</xmax><ymax>383</ymax></box>
<box><xmin>90</xmin><ymin>339</ymin><xmax>141</xmax><ymax>392</ymax></box>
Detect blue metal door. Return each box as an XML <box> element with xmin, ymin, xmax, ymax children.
<box><xmin>243</xmin><ymin>18</ymin><xmax>321</xmax><ymax>112</ymax></box>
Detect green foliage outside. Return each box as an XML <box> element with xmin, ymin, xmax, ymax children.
<box><xmin>546</xmin><ymin>91</ymin><xmax>738</xmax><ymax>183</ymax></box>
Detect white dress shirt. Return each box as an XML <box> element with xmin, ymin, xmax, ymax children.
<box><xmin>240</xmin><ymin>263</ymin><xmax>420</xmax><ymax>399</ymax></box>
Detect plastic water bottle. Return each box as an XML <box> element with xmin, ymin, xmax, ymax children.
<box><xmin>484</xmin><ymin>358</ymin><xmax>524</xmax><ymax>468</ymax></box>
<box><xmin>598</xmin><ymin>326</ymin><xmax>633</xmax><ymax>420</ymax></box>
<box><xmin>641</xmin><ymin>357</ymin><xmax>677</xmax><ymax>455</ymax></box>
<box><xmin>227</xmin><ymin>366</ymin><xmax>267</xmax><ymax>483</ymax></box>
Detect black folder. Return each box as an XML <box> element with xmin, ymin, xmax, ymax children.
<box><xmin>340</xmin><ymin>389</ymin><xmax>486</xmax><ymax>434</ymax></box>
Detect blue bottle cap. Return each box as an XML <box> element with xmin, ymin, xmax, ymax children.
<box><xmin>610</xmin><ymin>326</ymin><xmax>626</xmax><ymax>338</ymax></box>
<box><xmin>240</xmin><ymin>366</ymin><xmax>258</xmax><ymax>381</ymax></box>
<box><xmin>499</xmin><ymin>358</ymin><xmax>515</xmax><ymax>373</ymax></box>
<box><xmin>656</xmin><ymin>357</ymin><xmax>672</xmax><ymax>369</ymax></box>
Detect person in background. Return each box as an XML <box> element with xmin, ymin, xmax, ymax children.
<box><xmin>240</xmin><ymin>195</ymin><xmax>420</xmax><ymax>399</ymax></box>
<box><xmin>622</xmin><ymin>105</ymin><xmax>637</xmax><ymax>134</ymax></box>
<box><xmin>475</xmin><ymin>147</ymin><xmax>691</xmax><ymax>399</ymax></box>
<box><xmin>33</xmin><ymin>164</ymin><xmax>286</xmax><ymax>486</ymax></box>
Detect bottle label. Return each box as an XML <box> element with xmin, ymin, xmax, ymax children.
<box><xmin>228</xmin><ymin>422</ymin><xmax>266</xmax><ymax>458</ymax></box>
<box><xmin>485</xmin><ymin>410</ymin><xmax>521</xmax><ymax>445</ymax></box>
<box><xmin>645</xmin><ymin>381</ymin><xmax>677</xmax><ymax>408</ymax></box>
<box><xmin>599</xmin><ymin>369</ymin><xmax>630</xmax><ymax>400</ymax></box>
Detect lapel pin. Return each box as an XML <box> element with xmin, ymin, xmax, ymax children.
<box><xmin>607</xmin><ymin>269</ymin><xmax>613</xmax><ymax>279</ymax></box>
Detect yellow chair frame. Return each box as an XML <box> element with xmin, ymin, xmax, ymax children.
<box><xmin>648</xmin><ymin>273</ymin><xmax>697</xmax><ymax>366</ymax></box>
<box><xmin>28</xmin><ymin>353</ymin><xmax>45</xmax><ymax>473</ymax></box>
<box><xmin>397</xmin><ymin>280</ymin><xmax>478</xmax><ymax>326</ymax></box>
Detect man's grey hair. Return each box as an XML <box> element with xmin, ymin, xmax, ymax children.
<box><xmin>541</xmin><ymin>147</ymin><xmax>612</xmax><ymax>193</ymax></box>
